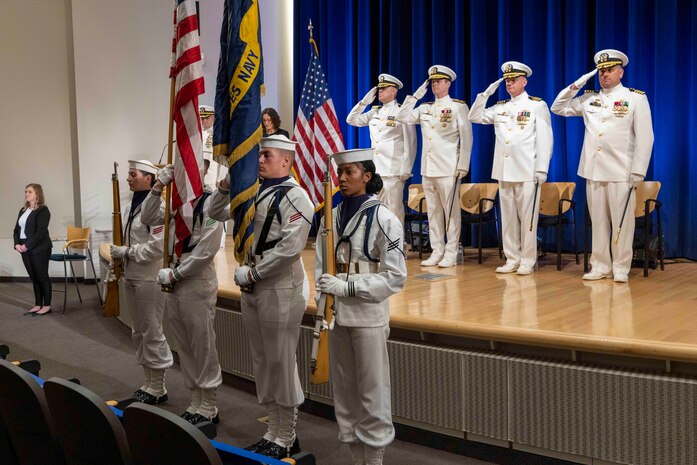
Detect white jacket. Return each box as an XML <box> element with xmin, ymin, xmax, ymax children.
<box><xmin>346</xmin><ymin>99</ymin><xmax>417</xmax><ymax>177</ymax></box>
<box><xmin>551</xmin><ymin>83</ymin><xmax>654</xmax><ymax>181</ymax></box>
<box><xmin>315</xmin><ymin>198</ymin><xmax>407</xmax><ymax>327</ymax></box>
<box><xmin>122</xmin><ymin>196</ymin><xmax>164</xmax><ymax>281</ymax></box>
<box><xmin>469</xmin><ymin>91</ymin><xmax>553</xmax><ymax>182</ymax></box>
<box><xmin>397</xmin><ymin>94</ymin><xmax>472</xmax><ymax>177</ymax></box>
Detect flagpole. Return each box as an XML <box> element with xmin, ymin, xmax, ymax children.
<box><xmin>162</xmin><ymin>76</ymin><xmax>176</xmax><ymax>292</ymax></box>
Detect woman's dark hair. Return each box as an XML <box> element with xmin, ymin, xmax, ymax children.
<box><xmin>262</xmin><ymin>107</ymin><xmax>282</xmax><ymax>132</ymax></box>
<box><xmin>360</xmin><ymin>160</ymin><xmax>383</xmax><ymax>195</ymax></box>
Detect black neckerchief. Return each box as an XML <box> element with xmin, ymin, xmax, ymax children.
<box><xmin>259</xmin><ymin>176</ymin><xmax>290</xmax><ymax>195</ymax></box>
<box><xmin>339</xmin><ymin>194</ymin><xmax>370</xmax><ymax>235</ymax></box>
<box><xmin>130</xmin><ymin>190</ymin><xmax>148</xmax><ymax>216</ymax></box>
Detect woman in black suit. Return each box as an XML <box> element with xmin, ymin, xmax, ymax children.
<box><xmin>262</xmin><ymin>107</ymin><xmax>290</xmax><ymax>138</ymax></box>
<box><xmin>13</xmin><ymin>183</ymin><xmax>52</xmax><ymax>316</ymax></box>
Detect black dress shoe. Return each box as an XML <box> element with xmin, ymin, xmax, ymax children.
<box><xmin>245</xmin><ymin>438</ymin><xmax>273</xmax><ymax>453</ymax></box>
<box><xmin>260</xmin><ymin>437</ymin><xmax>300</xmax><ymax>459</ymax></box>
<box><xmin>186</xmin><ymin>412</ymin><xmax>220</xmax><ymax>426</ymax></box>
<box><xmin>131</xmin><ymin>389</ymin><xmax>168</xmax><ymax>405</ymax></box>
<box><xmin>180</xmin><ymin>411</ymin><xmax>195</xmax><ymax>421</ymax></box>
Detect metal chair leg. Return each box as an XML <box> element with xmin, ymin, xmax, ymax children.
<box><xmin>658</xmin><ymin>205</ymin><xmax>664</xmax><ymax>271</ymax></box>
<box><xmin>572</xmin><ymin>207</ymin><xmax>579</xmax><ymax>265</ymax></box>
<box><xmin>556</xmin><ymin>215</ymin><xmax>562</xmax><ymax>271</ymax></box>
<box><xmin>62</xmin><ymin>260</ymin><xmax>68</xmax><ymax>313</ymax></box>
<box><xmin>69</xmin><ymin>261</ymin><xmax>83</xmax><ymax>303</ymax></box>
<box><xmin>477</xmin><ymin>215</ymin><xmax>483</xmax><ymax>264</ymax></box>
<box><xmin>643</xmin><ymin>206</ymin><xmax>650</xmax><ymax>277</ymax></box>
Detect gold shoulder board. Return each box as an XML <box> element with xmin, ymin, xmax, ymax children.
<box><xmin>585</xmin><ymin>89</ymin><xmax>599</xmax><ymax>94</ymax></box>
<box><xmin>629</xmin><ymin>88</ymin><xmax>646</xmax><ymax>95</ymax></box>
<box><xmin>528</xmin><ymin>95</ymin><xmax>542</xmax><ymax>101</ymax></box>
<box><xmin>496</xmin><ymin>99</ymin><xmax>510</xmax><ymax>105</ymax></box>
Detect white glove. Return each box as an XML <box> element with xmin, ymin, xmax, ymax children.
<box><xmin>630</xmin><ymin>173</ymin><xmax>644</xmax><ymax>188</ymax></box>
<box><xmin>413</xmin><ymin>79</ymin><xmax>430</xmax><ymax>100</ymax></box>
<box><xmin>157</xmin><ymin>268</ymin><xmax>176</xmax><ymax>285</ymax></box>
<box><xmin>316</xmin><ymin>273</ymin><xmax>349</xmax><ymax>297</ymax></box>
<box><xmin>399</xmin><ymin>172</ymin><xmax>412</xmax><ymax>182</ymax></box>
<box><xmin>573</xmin><ymin>69</ymin><xmax>598</xmax><ymax>89</ymax></box>
<box><xmin>484</xmin><ymin>78</ymin><xmax>504</xmax><ymax>96</ymax></box>
<box><xmin>234</xmin><ymin>265</ymin><xmax>254</xmax><ymax>287</ymax></box>
<box><xmin>158</xmin><ymin>164</ymin><xmax>175</xmax><ymax>186</ymax></box>
<box><xmin>109</xmin><ymin>245</ymin><xmax>129</xmax><ymax>259</ymax></box>
<box><xmin>361</xmin><ymin>86</ymin><xmax>377</xmax><ymax>106</ymax></box>
<box><xmin>218</xmin><ymin>172</ymin><xmax>231</xmax><ymax>191</ymax></box>
<box><xmin>534</xmin><ymin>172</ymin><xmax>547</xmax><ymax>184</ymax></box>
<box><xmin>456</xmin><ymin>169</ymin><xmax>468</xmax><ymax>178</ymax></box>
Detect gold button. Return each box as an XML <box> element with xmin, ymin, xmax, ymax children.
<box><xmin>601</xmin><ymin>119</ymin><xmax>606</xmax><ymax>123</ymax></box>
<box><xmin>596</xmin><ymin>147</ymin><xmax>601</xmax><ymax>152</ymax></box>
<box><xmin>508</xmin><ymin>128</ymin><xmax>512</xmax><ymax>132</ymax></box>
<box><xmin>505</xmin><ymin>140</ymin><xmax>510</xmax><ymax>144</ymax></box>
<box><xmin>603</xmin><ymin>104</ymin><xmax>608</xmax><ymax>108</ymax></box>
<box><xmin>431</xmin><ymin>125</ymin><xmax>435</xmax><ymax>129</ymax></box>
<box><xmin>598</xmin><ymin>133</ymin><xmax>603</xmax><ymax>137</ymax></box>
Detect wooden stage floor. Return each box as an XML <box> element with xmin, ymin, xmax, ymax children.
<box><xmin>214</xmin><ymin>244</ymin><xmax>697</xmax><ymax>362</ymax></box>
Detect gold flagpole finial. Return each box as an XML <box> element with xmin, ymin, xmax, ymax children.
<box><xmin>308</xmin><ymin>19</ymin><xmax>314</xmax><ymax>39</ymax></box>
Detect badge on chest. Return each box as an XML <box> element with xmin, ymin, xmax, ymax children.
<box><xmin>439</xmin><ymin>108</ymin><xmax>452</xmax><ymax>126</ymax></box>
<box><xmin>613</xmin><ymin>100</ymin><xmax>629</xmax><ymax>117</ymax></box>
<box><xmin>516</xmin><ymin>110</ymin><xmax>531</xmax><ymax>128</ymax></box>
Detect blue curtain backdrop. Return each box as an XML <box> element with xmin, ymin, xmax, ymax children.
<box><xmin>293</xmin><ymin>0</ymin><xmax>697</xmax><ymax>259</ymax></box>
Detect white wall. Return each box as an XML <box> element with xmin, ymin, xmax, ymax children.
<box><xmin>0</xmin><ymin>0</ymin><xmax>77</xmax><ymax>277</ymax></box>
<box><xmin>0</xmin><ymin>0</ymin><xmax>294</xmax><ymax>278</ymax></box>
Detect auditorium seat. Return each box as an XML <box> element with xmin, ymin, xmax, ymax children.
<box><xmin>0</xmin><ymin>408</ymin><xmax>20</xmax><ymax>465</ymax></box>
<box><xmin>459</xmin><ymin>183</ymin><xmax>502</xmax><ymax>263</ymax></box>
<box><xmin>43</xmin><ymin>377</ymin><xmax>132</xmax><ymax>465</ymax></box>
<box><xmin>0</xmin><ymin>359</ymin><xmax>65</xmax><ymax>465</ymax></box>
<box><xmin>123</xmin><ymin>403</ymin><xmax>223</xmax><ymax>465</ymax></box>
<box><xmin>537</xmin><ymin>182</ymin><xmax>579</xmax><ymax>270</ymax></box>
<box><xmin>634</xmin><ymin>181</ymin><xmax>664</xmax><ymax>277</ymax></box>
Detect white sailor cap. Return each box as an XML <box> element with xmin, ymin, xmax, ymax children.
<box><xmin>501</xmin><ymin>61</ymin><xmax>532</xmax><ymax>78</ymax></box>
<box><xmin>594</xmin><ymin>49</ymin><xmax>629</xmax><ymax>69</ymax></box>
<box><xmin>128</xmin><ymin>159</ymin><xmax>159</xmax><ymax>175</ymax></box>
<box><xmin>259</xmin><ymin>134</ymin><xmax>298</xmax><ymax>152</ymax></box>
<box><xmin>332</xmin><ymin>148</ymin><xmax>374</xmax><ymax>166</ymax></box>
<box><xmin>199</xmin><ymin>105</ymin><xmax>214</xmax><ymax>117</ymax></box>
<box><xmin>428</xmin><ymin>65</ymin><xmax>456</xmax><ymax>81</ymax></box>
<box><xmin>377</xmin><ymin>73</ymin><xmax>403</xmax><ymax>89</ymax></box>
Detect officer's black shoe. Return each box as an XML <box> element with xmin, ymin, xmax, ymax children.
<box><xmin>180</xmin><ymin>411</ymin><xmax>195</xmax><ymax>422</ymax></box>
<box><xmin>186</xmin><ymin>412</ymin><xmax>220</xmax><ymax>426</ymax></box>
<box><xmin>132</xmin><ymin>389</ymin><xmax>168</xmax><ymax>405</ymax></box>
<box><xmin>245</xmin><ymin>438</ymin><xmax>273</xmax><ymax>453</ymax></box>
<box><xmin>260</xmin><ymin>437</ymin><xmax>301</xmax><ymax>459</ymax></box>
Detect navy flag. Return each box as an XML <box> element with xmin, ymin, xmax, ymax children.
<box><xmin>213</xmin><ymin>0</ymin><xmax>264</xmax><ymax>264</ymax></box>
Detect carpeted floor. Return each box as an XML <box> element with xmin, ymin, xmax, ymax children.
<box><xmin>0</xmin><ymin>281</ymin><xmax>494</xmax><ymax>465</ymax></box>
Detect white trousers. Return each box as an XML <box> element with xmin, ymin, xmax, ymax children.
<box><xmin>499</xmin><ymin>181</ymin><xmax>540</xmax><ymax>267</ymax></box>
<box><xmin>241</xmin><ymin>284</ymin><xmax>307</xmax><ymax>407</ymax></box>
<box><xmin>423</xmin><ymin>176</ymin><xmax>461</xmax><ymax>262</ymax></box>
<box><xmin>329</xmin><ymin>324</ymin><xmax>394</xmax><ymax>448</ymax></box>
<box><xmin>124</xmin><ymin>278</ymin><xmax>173</xmax><ymax>370</ymax></box>
<box><xmin>165</xmin><ymin>278</ymin><xmax>222</xmax><ymax>390</ymax></box>
<box><xmin>377</xmin><ymin>177</ymin><xmax>405</xmax><ymax>226</ymax></box>
<box><xmin>586</xmin><ymin>180</ymin><xmax>636</xmax><ymax>275</ymax></box>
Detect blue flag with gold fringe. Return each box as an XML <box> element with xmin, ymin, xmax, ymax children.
<box><xmin>213</xmin><ymin>0</ymin><xmax>264</xmax><ymax>264</ymax></box>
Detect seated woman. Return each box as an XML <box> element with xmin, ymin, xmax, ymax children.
<box><xmin>262</xmin><ymin>107</ymin><xmax>290</xmax><ymax>138</ymax></box>
<box><xmin>13</xmin><ymin>183</ymin><xmax>52</xmax><ymax>316</ymax></box>
<box><xmin>314</xmin><ymin>149</ymin><xmax>407</xmax><ymax>465</ymax></box>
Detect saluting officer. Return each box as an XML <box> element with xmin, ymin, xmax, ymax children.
<box><xmin>209</xmin><ymin>135</ymin><xmax>314</xmax><ymax>460</ymax></box>
<box><xmin>110</xmin><ymin>160</ymin><xmax>173</xmax><ymax>404</ymax></box>
<box><xmin>346</xmin><ymin>73</ymin><xmax>417</xmax><ymax>225</ymax></box>
<box><xmin>551</xmin><ymin>49</ymin><xmax>654</xmax><ymax>283</ymax></box>
<box><xmin>315</xmin><ymin>148</ymin><xmax>407</xmax><ymax>465</ymax></box>
<box><xmin>469</xmin><ymin>62</ymin><xmax>553</xmax><ymax>275</ymax></box>
<box><xmin>141</xmin><ymin>164</ymin><xmax>225</xmax><ymax>425</ymax></box>
<box><xmin>397</xmin><ymin>65</ymin><xmax>473</xmax><ymax>268</ymax></box>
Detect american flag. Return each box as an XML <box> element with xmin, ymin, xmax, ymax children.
<box><xmin>169</xmin><ymin>0</ymin><xmax>205</xmax><ymax>256</ymax></box>
<box><xmin>293</xmin><ymin>39</ymin><xmax>344</xmax><ymax>208</ymax></box>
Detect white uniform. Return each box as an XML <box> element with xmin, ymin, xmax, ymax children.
<box><xmin>209</xmin><ymin>178</ymin><xmax>314</xmax><ymax>407</ymax></box>
<box><xmin>141</xmin><ymin>190</ymin><xmax>224</xmax><ymax>391</ymax></box>
<box><xmin>551</xmin><ymin>83</ymin><xmax>654</xmax><ymax>275</ymax></box>
<box><xmin>397</xmin><ymin>95</ymin><xmax>472</xmax><ymax>263</ymax></box>
<box><xmin>469</xmin><ymin>91</ymin><xmax>553</xmax><ymax>267</ymax></box>
<box><xmin>314</xmin><ymin>198</ymin><xmax>407</xmax><ymax>448</ymax></box>
<box><xmin>346</xmin><ymin>100</ymin><xmax>417</xmax><ymax>223</ymax></box>
<box><xmin>122</xmin><ymin>196</ymin><xmax>173</xmax><ymax>370</ymax></box>
<box><xmin>203</xmin><ymin>127</ymin><xmax>225</xmax><ymax>188</ymax></box>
